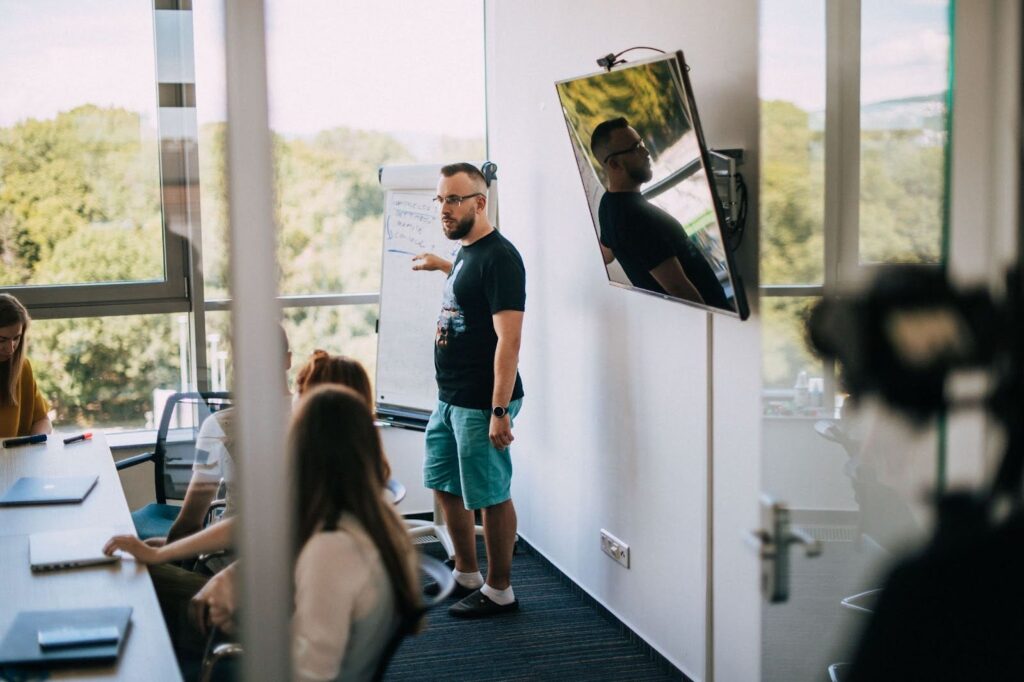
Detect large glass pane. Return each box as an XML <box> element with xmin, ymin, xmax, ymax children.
<box><xmin>759</xmin><ymin>0</ymin><xmax>826</xmax><ymax>286</ymax></box>
<box><xmin>29</xmin><ymin>313</ymin><xmax>189</xmax><ymax>430</ymax></box>
<box><xmin>194</xmin><ymin>1</ymin><xmax>486</xmax><ymax>299</ymax></box>
<box><xmin>0</xmin><ymin>1</ymin><xmax>165</xmax><ymax>287</ymax></box>
<box><xmin>859</xmin><ymin>0</ymin><xmax>951</xmax><ymax>264</ymax></box>
<box><xmin>206</xmin><ymin>304</ymin><xmax>379</xmax><ymax>395</ymax></box>
<box><xmin>761</xmin><ymin>292</ymin><xmax>823</xmax><ymax>393</ymax></box>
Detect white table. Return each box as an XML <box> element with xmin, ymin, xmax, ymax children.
<box><xmin>0</xmin><ymin>432</ymin><xmax>182</xmax><ymax>680</ymax></box>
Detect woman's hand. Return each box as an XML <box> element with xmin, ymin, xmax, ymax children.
<box><xmin>190</xmin><ymin>563</ymin><xmax>239</xmax><ymax>636</ymax></box>
<box><xmin>103</xmin><ymin>534</ymin><xmax>163</xmax><ymax>564</ymax></box>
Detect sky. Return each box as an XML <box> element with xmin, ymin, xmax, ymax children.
<box><xmin>760</xmin><ymin>0</ymin><xmax>951</xmax><ymax>111</ymax></box>
<box><xmin>0</xmin><ymin>0</ymin><xmax>486</xmax><ymax>138</ymax></box>
<box><xmin>1</xmin><ymin>1</ymin><xmax>949</xmax><ymax>130</ymax></box>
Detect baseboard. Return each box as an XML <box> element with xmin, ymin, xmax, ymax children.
<box><xmin>515</xmin><ymin>537</ymin><xmax>692</xmax><ymax>682</ymax></box>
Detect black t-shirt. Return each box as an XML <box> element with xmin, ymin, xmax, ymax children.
<box><xmin>434</xmin><ymin>229</ymin><xmax>525</xmax><ymax>409</ymax></box>
<box><xmin>598</xmin><ymin>191</ymin><xmax>728</xmax><ymax>308</ymax></box>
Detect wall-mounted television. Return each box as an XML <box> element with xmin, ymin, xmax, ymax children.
<box><xmin>555</xmin><ymin>51</ymin><xmax>749</xmax><ymax>319</ymax></box>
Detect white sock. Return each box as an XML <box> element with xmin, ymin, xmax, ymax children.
<box><xmin>452</xmin><ymin>569</ymin><xmax>484</xmax><ymax>589</ymax></box>
<box><xmin>481</xmin><ymin>583</ymin><xmax>516</xmax><ymax>605</ymax></box>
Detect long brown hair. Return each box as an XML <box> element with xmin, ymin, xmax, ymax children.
<box><xmin>290</xmin><ymin>385</ymin><xmax>421</xmax><ymax>628</ymax></box>
<box><xmin>0</xmin><ymin>293</ymin><xmax>30</xmax><ymax>406</ymax></box>
<box><xmin>294</xmin><ymin>350</ymin><xmax>391</xmax><ymax>480</ymax></box>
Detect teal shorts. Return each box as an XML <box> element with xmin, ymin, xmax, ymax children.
<box><xmin>423</xmin><ymin>398</ymin><xmax>523</xmax><ymax>510</ymax></box>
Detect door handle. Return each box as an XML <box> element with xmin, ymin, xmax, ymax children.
<box><xmin>749</xmin><ymin>495</ymin><xmax>823</xmax><ymax>603</ymax></box>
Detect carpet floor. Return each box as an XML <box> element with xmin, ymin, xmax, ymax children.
<box><xmin>385</xmin><ymin>538</ymin><xmax>685</xmax><ymax>681</ymax></box>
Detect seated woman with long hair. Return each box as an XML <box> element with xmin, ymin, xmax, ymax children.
<box><xmin>289</xmin><ymin>385</ymin><xmax>420</xmax><ymax>680</ymax></box>
<box><xmin>0</xmin><ymin>293</ymin><xmax>52</xmax><ymax>438</ymax></box>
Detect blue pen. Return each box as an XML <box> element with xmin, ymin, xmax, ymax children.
<box><xmin>3</xmin><ymin>433</ymin><xmax>48</xmax><ymax>448</ymax></box>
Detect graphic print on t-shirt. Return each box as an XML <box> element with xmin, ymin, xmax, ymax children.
<box><xmin>436</xmin><ymin>260</ymin><xmax>466</xmax><ymax>348</ymax></box>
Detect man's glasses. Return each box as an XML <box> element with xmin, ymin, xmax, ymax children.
<box><xmin>602</xmin><ymin>141</ymin><xmax>648</xmax><ymax>164</ymax></box>
<box><xmin>432</xmin><ymin>192</ymin><xmax>484</xmax><ymax>207</ymax></box>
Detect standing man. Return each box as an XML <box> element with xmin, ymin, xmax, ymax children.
<box><xmin>412</xmin><ymin>162</ymin><xmax>526</xmax><ymax>618</ymax></box>
<box><xmin>591</xmin><ymin>117</ymin><xmax>729</xmax><ymax>309</ymax></box>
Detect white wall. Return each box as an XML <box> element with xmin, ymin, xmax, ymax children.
<box><xmin>484</xmin><ymin>2</ymin><xmax>761</xmax><ymax>679</ymax></box>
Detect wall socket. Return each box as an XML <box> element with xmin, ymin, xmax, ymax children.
<box><xmin>600</xmin><ymin>529</ymin><xmax>630</xmax><ymax>568</ymax></box>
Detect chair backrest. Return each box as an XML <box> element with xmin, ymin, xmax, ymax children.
<box><xmin>371</xmin><ymin>553</ymin><xmax>454</xmax><ymax>681</ymax></box>
<box><xmin>152</xmin><ymin>391</ymin><xmax>232</xmax><ymax>504</ymax></box>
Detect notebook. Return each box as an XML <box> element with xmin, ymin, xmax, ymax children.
<box><xmin>0</xmin><ymin>476</ymin><xmax>98</xmax><ymax>506</ymax></box>
<box><xmin>0</xmin><ymin>607</ymin><xmax>132</xmax><ymax>666</ymax></box>
<box><xmin>29</xmin><ymin>527</ymin><xmax>121</xmax><ymax>572</ymax></box>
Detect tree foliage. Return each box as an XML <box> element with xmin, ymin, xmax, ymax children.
<box><xmin>0</xmin><ymin>105</ymin><xmax>481</xmax><ymax>427</ymax></box>
<box><xmin>760</xmin><ymin>97</ymin><xmax>947</xmax><ymax>389</ymax></box>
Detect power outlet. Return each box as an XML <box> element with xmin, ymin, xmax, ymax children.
<box><xmin>600</xmin><ymin>529</ymin><xmax>630</xmax><ymax>568</ymax></box>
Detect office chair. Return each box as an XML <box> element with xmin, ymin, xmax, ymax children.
<box><xmin>385</xmin><ymin>477</ymin><xmax>407</xmax><ymax>505</ymax></box>
<box><xmin>198</xmin><ymin>553</ymin><xmax>456</xmax><ymax>682</ymax></box>
<box><xmin>116</xmin><ymin>392</ymin><xmax>232</xmax><ymax>539</ymax></box>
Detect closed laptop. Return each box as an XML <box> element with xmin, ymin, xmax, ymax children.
<box><xmin>0</xmin><ymin>476</ymin><xmax>98</xmax><ymax>506</ymax></box>
<box><xmin>29</xmin><ymin>527</ymin><xmax>121</xmax><ymax>572</ymax></box>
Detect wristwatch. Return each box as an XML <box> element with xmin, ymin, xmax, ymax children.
<box><xmin>492</xmin><ymin>405</ymin><xmax>508</xmax><ymax>418</ymax></box>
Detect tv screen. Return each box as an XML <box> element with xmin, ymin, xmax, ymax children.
<box><xmin>555</xmin><ymin>51</ymin><xmax>749</xmax><ymax>319</ymax></box>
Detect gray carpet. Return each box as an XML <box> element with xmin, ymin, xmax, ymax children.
<box><xmin>385</xmin><ymin>539</ymin><xmax>686</xmax><ymax>681</ymax></box>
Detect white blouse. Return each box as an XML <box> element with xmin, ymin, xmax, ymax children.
<box><xmin>291</xmin><ymin>514</ymin><xmax>406</xmax><ymax>682</ymax></box>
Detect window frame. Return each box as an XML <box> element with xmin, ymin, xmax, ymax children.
<box><xmin>761</xmin><ymin>0</ymin><xmax>951</xmax><ymax>409</ymax></box>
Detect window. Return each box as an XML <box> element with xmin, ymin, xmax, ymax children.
<box><xmin>0</xmin><ymin>0</ymin><xmax>188</xmax><ymax>309</ymax></box>
<box><xmin>0</xmin><ymin>2</ymin><xmax>488</xmax><ymax>434</ymax></box>
<box><xmin>760</xmin><ymin>0</ymin><xmax>952</xmax><ymax>414</ymax></box>
<box><xmin>192</xmin><ymin>0</ymin><xmax>486</xmax><ymax>397</ymax></box>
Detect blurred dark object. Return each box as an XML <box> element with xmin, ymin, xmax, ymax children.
<box><xmin>807</xmin><ymin>266</ymin><xmax>1005</xmax><ymax>422</ymax></box>
<box><xmin>809</xmin><ymin>265</ymin><xmax>1024</xmax><ymax>679</ymax></box>
<box><xmin>846</xmin><ymin>493</ymin><xmax>1024</xmax><ymax>681</ymax></box>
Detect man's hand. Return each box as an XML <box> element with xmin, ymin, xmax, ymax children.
<box><xmin>103</xmin><ymin>534</ymin><xmax>163</xmax><ymax>564</ymax></box>
<box><xmin>412</xmin><ymin>253</ymin><xmax>452</xmax><ymax>274</ymax></box>
<box><xmin>489</xmin><ymin>414</ymin><xmax>514</xmax><ymax>450</ymax></box>
<box><xmin>190</xmin><ymin>563</ymin><xmax>238</xmax><ymax>636</ymax></box>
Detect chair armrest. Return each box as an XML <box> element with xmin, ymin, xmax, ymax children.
<box><xmin>203</xmin><ymin>500</ymin><xmax>227</xmax><ymax>529</ymax></box>
<box><xmin>115</xmin><ymin>451</ymin><xmax>156</xmax><ymax>471</ymax></box>
<box><xmin>200</xmin><ymin>641</ymin><xmax>244</xmax><ymax>682</ymax></box>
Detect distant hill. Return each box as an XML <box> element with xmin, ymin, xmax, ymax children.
<box><xmin>809</xmin><ymin>92</ymin><xmax>946</xmax><ymax>131</ymax></box>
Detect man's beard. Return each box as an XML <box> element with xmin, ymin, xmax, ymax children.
<box><xmin>444</xmin><ymin>213</ymin><xmax>475</xmax><ymax>240</ymax></box>
<box><xmin>627</xmin><ymin>164</ymin><xmax>653</xmax><ymax>185</ymax></box>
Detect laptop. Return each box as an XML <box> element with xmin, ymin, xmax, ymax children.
<box><xmin>0</xmin><ymin>476</ymin><xmax>98</xmax><ymax>506</ymax></box>
<box><xmin>0</xmin><ymin>607</ymin><xmax>132</xmax><ymax>667</ymax></box>
<box><xmin>29</xmin><ymin>527</ymin><xmax>121</xmax><ymax>572</ymax></box>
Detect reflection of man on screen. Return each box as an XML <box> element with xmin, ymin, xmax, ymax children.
<box><xmin>591</xmin><ymin>117</ymin><xmax>728</xmax><ymax>308</ymax></box>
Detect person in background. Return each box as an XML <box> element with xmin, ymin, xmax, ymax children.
<box><xmin>195</xmin><ymin>385</ymin><xmax>421</xmax><ymax>681</ymax></box>
<box><xmin>103</xmin><ymin>327</ymin><xmax>291</xmax><ymax>657</ymax></box>
<box><xmin>295</xmin><ymin>349</ymin><xmax>392</xmax><ymax>481</ymax></box>
<box><xmin>0</xmin><ymin>293</ymin><xmax>52</xmax><ymax>438</ymax></box>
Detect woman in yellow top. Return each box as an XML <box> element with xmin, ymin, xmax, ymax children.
<box><xmin>0</xmin><ymin>293</ymin><xmax>52</xmax><ymax>438</ymax></box>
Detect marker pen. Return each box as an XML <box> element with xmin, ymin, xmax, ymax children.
<box><xmin>62</xmin><ymin>432</ymin><xmax>93</xmax><ymax>445</ymax></box>
<box><xmin>3</xmin><ymin>433</ymin><xmax>48</xmax><ymax>448</ymax></box>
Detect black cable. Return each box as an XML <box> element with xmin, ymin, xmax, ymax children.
<box><xmin>596</xmin><ymin>46</ymin><xmax>666</xmax><ymax>71</ymax></box>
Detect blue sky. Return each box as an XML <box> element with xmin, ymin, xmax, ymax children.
<box><xmin>760</xmin><ymin>0</ymin><xmax>951</xmax><ymax>110</ymax></box>
<box><xmin>0</xmin><ymin>1</ymin><xmax>486</xmax><ymax>138</ymax></box>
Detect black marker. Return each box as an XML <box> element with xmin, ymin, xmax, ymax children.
<box><xmin>63</xmin><ymin>432</ymin><xmax>93</xmax><ymax>445</ymax></box>
<box><xmin>3</xmin><ymin>433</ymin><xmax>47</xmax><ymax>448</ymax></box>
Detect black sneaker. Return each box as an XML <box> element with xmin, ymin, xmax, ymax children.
<box><xmin>448</xmin><ymin>589</ymin><xmax>519</xmax><ymax>618</ymax></box>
